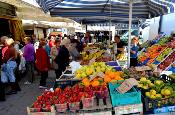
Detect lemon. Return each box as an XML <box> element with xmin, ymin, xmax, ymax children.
<box><xmin>155</xmin><ymin>94</ymin><xmax>162</xmax><ymax>99</ymax></box>
<box><xmin>140</xmin><ymin>77</ymin><xmax>147</xmax><ymax>82</ymax></box>
<box><xmin>164</xmin><ymin>89</ymin><xmax>171</xmax><ymax>96</ymax></box>
<box><xmin>150</xmin><ymin>95</ymin><xmax>156</xmax><ymax>100</ymax></box>
<box><xmin>150</xmin><ymin>90</ymin><xmax>157</xmax><ymax>95</ymax></box>
<box><xmin>145</xmin><ymin>92</ymin><xmax>150</xmax><ymax>97</ymax></box>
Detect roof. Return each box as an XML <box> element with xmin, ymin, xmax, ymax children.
<box><xmin>36</xmin><ymin>0</ymin><xmax>175</xmax><ymax>24</ymax></box>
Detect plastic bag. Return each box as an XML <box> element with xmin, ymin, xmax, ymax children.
<box><xmin>19</xmin><ymin>57</ymin><xmax>26</xmax><ymax>71</ymax></box>
<box><xmin>69</xmin><ymin>61</ymin><xmax>81</xmax><ymax>74</ymax></box>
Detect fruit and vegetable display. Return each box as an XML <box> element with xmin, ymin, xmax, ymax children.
<box><xmin>138</xmin><ymin>77</ymin><xmax>175</xmax><ymax>100</ymax></box>
<box><xmin>81</xmin><ymin>71</ymin><xmax>124</xmax><ymax>87</ymax></box>
<box><xmin>75</xmin><ymin>62</ymin><xmax>115</xmax><ymax>79</ymax></box>
<box><xmin>155</xmin><ymin>48</ymin><xmax>173</xmax><ymax>62</ymax></box>
<box><xmin>138</xmin><ymin>45</ymin><xmax>166</xmax><ymax>65</ymax></box>
<box><xmin>158</xmin><ymin>51</ymin><xmax>175</xmax><ymax>71</ymax></box>
<box><xmin>117</xmin><ymin>53</ymin><xmax>127</xmax><ymax>61</ymax></box>
<box><xmin>157</xmin><ymin>37</ymin><xmax>171</xmax><ymax>45</ymax></box>
<box><xmin>80</xmin><ymin>50</ymin><xmax>111</xmax><ymax>65</ymax></box>
<box><xmin>30</xmin><ymin>84</ymin><xmax>109</xmax><ymax>113</ymax></box>
<box><xmin>168</xmin><ymin>39</ymin><xmax>175</xmax><ymax>48</ymax></box>
<box><xmin>122</xmin><ymin>67</ymin><xmax>158</xmax><ymax>80</ymax></box>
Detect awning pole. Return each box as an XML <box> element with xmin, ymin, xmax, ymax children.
<box><xmin>127</xmin><ymin>0</ymin><xmax>133</xmax><ymax>68</ymax></box>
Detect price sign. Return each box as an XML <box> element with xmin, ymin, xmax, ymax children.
<box><xmin>89</xmin><ymin>57</ymin><xmax>96</xmax><ymax>65</ymax></box>
<box><xmin>116</xmin><ymin>78</ymin><xmax>138</xmax><ymax>94</ymax></box>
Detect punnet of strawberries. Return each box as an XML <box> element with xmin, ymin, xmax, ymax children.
<box><xmin>31</xmin><ymin>84</ymin><xmax>109</xmax><ymax>112</ymax></box>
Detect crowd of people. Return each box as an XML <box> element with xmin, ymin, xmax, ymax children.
<box><xmin>0</xmin><ymin>35</ymin><xmax>82</xmax><ymax>101</ymax></box>
<box><xmin>0</xmin><ymin>34</ymin><xmax>140</xmax><ymax>102</ymax></box>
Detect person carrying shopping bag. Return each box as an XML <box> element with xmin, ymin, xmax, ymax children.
<box><xmin>1</xmin><ymin>38</ymin><xmax>20</xmax><ymax>95</ymax></box>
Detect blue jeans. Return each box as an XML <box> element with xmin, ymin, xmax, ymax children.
<box><xmin>1</xmin><ymin>61</ymin><xmax>17</xmax><ymax>83</ymax></box>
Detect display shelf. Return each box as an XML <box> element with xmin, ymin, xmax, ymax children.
<box><xmin>147</xmin><ymin>46</ymin><xmax>168</xmax><ymax>65</ymax></box>
<box><xmin>165</xmin><ymin>61</ymin><xmax>175</xmax><ymax>71</ymax></box>
<box><xmin>154</xmin><ymin>50</ymin><xmax>175</xmax><ymax>71</ymax></box>
<box><xmin>56</xmin><ymin>97</ymin><xmax>112</xmax><ymax>115</ymax></box>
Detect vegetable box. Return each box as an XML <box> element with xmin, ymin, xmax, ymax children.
<box><xmin>114</xmin><ymin>103</ymin><xmax>143</xmax><ymax>115</ymax></box>
<box><xmin>108</xmin><ymin>81</ymin><xmax>141</xmax><ymax>107</ymax></box>
<box><xmin>54</xmin><ymin>79</ymin><xmax>81</xmax><ymax>89</ymax></box>
<box><xmin>27</xmin><ymin>106</ymin><xmax>56</xmax><ymax>115</ymax></box>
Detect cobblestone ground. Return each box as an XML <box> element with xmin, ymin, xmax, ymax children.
<box><xmin>0</xmin><ymin>71</ymin><xmax>56</xmax><ymax>115</ymax></box>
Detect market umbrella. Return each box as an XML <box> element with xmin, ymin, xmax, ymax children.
<box><xmin>36</xmin><ymin>0</ymin><xmax>175</xmax><ymax>67</ymax></box>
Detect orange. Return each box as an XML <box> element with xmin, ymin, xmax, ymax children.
<box><xmin>91</xmin><ymin>80</ymin><xmax>100</xmax><ymax>87</ymax></box>
<box><xmin>104</xmin><ymin>76</ymin><xmax>111</xmax><ymax>83</ymax></box>
<box><xmin>84</xmin><ymin>81</ymin><xmax>90</xmax><ymax>87</ymax></box>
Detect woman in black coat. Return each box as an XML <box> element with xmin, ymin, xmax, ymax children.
<box><xmin>54</xmin><ymin>39</ymin><xmax>70</xmax><ymax>79</ymax></box>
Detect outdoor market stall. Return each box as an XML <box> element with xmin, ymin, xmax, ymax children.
<box><xmin>27</xmin><ymin>36</ymin><xmax>175</xmax><ymax>114</ymax></box>
<box><xmin>26</xmin><ymin>0</ymin><xmax>175</xmax><ymax>115</ymax></box>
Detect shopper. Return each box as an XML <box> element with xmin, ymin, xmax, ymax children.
<box><xmin>51</xmin><ymin>39</ymin><xmax>60</xmax><ymax>72</ymax></box>
<box><xmin>130</xmin><ymin>37</ymin><xmax>139</xmax><ymax>67</ymax></box>
<box><xmin>35</xmin><ymin>41</ymin><xmax>50</xmax><ymax>88</ymax></box>
<box><xmin>69</xmin><ymin>40</ymin><xmax>80</xmax><ymax>61</ymax></box>
<box><xmin>49</xmin><ymin>36</ymin><xmax>55</xmax><ymax>48</ymax></box>
<box><xmin>55</xmin><ymin>39</ymin><xmax>70</xmax><ymax>79</ymax></box>
<box><xmin>114</xmin><ymin>35</ymin><xmax>125</xmax><ymax>56</ymax></box>
<box><xmin>39</xmin><ymin>38</ymin><xmax>50</xmax><ymax>57</ymax></box>
<box><xmin>2</xmin><ymin>38</ymin><xmax>20</xmax><ymax>95</ymax></box>
<box><xmin>23</xmin><ymin>37</ymin><xmax>35</xmax><ymax>84</ymax></box>
<box><xmin>0</xmin><ymin>36</ymin><xmax>8</xmax><ymax>101</ymax></box>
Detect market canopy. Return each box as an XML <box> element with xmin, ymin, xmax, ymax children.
<box><xmin>36</xmin><ymin>0</ymin><xmax>175</xmax><ymax>24</ymax></box>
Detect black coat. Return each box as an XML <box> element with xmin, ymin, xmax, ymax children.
<box><xmin>54</xmin><ymin>45</ymin><xmax>70</xmax><ymax>68</ymax></box>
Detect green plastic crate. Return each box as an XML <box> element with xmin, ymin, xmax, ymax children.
<box><xmin>108</xmin><ymin>81</ymin><xmax>141</xmax><ymax>107</ymax></box>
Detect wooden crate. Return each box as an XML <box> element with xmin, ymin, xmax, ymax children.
<box><xmin>27</xmin><ymin>106</ymin><xmax>56</xmax><ymax>115</ymax></box>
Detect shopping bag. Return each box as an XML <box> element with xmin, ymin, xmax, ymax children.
<box><xmin>19</xmin><ymin>57</ymin><xmax>26</xmax><ymax>71</ymax></box>
<box><xmin>1</xmin><ymin>71</ymin><xmax>8</xmax><ymax>83</ymax></box>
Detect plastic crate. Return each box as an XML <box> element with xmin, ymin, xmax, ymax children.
<box><xmin>69</xmin><ymin>102</ymin><xmax>80</xmax><ymax>112</ymax></box>
<box><xmin>106</xmin><ymin>61</ymin><xmax>118</xmax><ymax>66</ymax></box>
<box><xmin>27</xmin><ymin>106</ymin><xmax>56</xmax><ymax>115</ymax></box>
<box><xmin>79</xmin><ymin>111</ymin><xmax>112</xmax><ymax>115</ymax></box>
<box><xmin>114</xmin><ymin>103</ymin><xmax>143</xmax><ymax>115</ymax></box>
<box><xmin>153</xmin><ymin>60</ymin><xmax>160</xmax><ymax>65</ymax></box>
<box><xmin>142</xmin><ymin>96</ymin><xmax>175</xmax><ymax>114</ymax></box>
<box><xmin>113</xmin><ymin>66</ymin><xmax>122</xmax><ymax>71</ymax></box>
<box><xmin>82</xmin><ymin>97</ymin><xmax>95</xmax><ymax>108</ymax></box>
<box><xmin>54</xmin><ymin>79</ymin><xmax>81</xmax><ymax>89</ymax></box>
<box><xmin>55</xmin><ymin>103</ymin><xmax>68</xmax><ymax>112</ymax></box>
<box><xmin>108</xmin><ymin>82</ymin><xmax>141</xmax><ymax>107</ymax></box>
<box><xmin>153</xmin><ymin>106</ymin><xmax>175</xmax><ymax>114</ymax></box>
<box><xmin>159</xmin><ymin>74</ymin><xmax>175</xmax><ymax>83</ymax></box>
<box><xmin>168</xmin><ymin>67</ymin><xmax>175</xmax><ymax>73</ymax></box>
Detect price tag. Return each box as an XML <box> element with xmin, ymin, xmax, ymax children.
<box><xmin>135</xmin><ymin>66</ymin><xmax>152</xmax><ymax>71</ymax></box>
<box><xmin>116</xmin><ymin>78</ymin><xmax>138</xmax><ymax>94</ymax></box>
<box><xmin>96</xmin><ymin>72</ymin><xmax>105</xmax><ymax>78</ymax></box>
<box><xmin>89</xmin><ymin>57</ymin><xmax>96</xmax><ymax>65</ymax></box>
<box><xmin>89</xmin><ymin>75</ymin><xmax>96</xmax><ymax>81</ymax></box>
<box><xmin>89</xmin><ymin>72</ymin><xmax>105</xmax><ymax>81</ymax></box>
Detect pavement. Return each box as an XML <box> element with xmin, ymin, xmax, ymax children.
<box><xmin>0</xmin><ymin>71</ymin><xmax>56</xmax><ymax>115</ymax></box>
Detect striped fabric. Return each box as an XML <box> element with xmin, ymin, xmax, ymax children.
<box><xmin>36</xmin><ymin>0</ymin><xmax>175</xmax><ymax>24</ymax></box>
<box><xmin>36</xmin><ymin>0</ymin><xmax>63</xmax><ymax>12</ymax></box>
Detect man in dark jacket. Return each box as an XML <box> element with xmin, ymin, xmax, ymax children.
<box><xmin>54</xmin><ymin>39</ymin><xmax>70</xmax><ymax>79</ymax></box>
